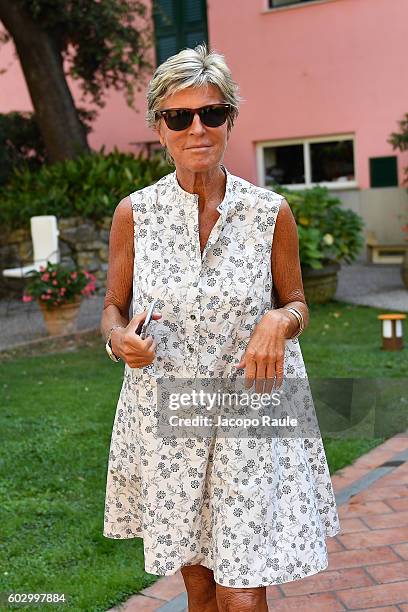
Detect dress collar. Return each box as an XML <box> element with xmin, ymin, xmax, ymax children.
<box><xmin>171</xmin><ymin>164</ymin><xmax>233</xmax><ymax>213</ymax></box>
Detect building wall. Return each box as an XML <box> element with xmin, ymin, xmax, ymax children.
<box><xmin>1</xmin><ymin>0</ymin><xmax>408</xmax><ymax>246</ymax></box>
<box><xmin>207</xmin><ymin>0</ymin><xmax>408</xmax><ymax>247</ymax></box>
<box><xmin>208</xmin><ymin>0</ymin><xmax>408</xmax><ymax>184</ymax></box>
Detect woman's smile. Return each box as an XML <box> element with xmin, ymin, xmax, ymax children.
<box><xmin>186</xmin><ymin>145</ymin><xmax>212</xmax><ymax>150</ymax></box>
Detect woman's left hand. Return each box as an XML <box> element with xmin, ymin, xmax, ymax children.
<box><xmin>233</xmin><ymin>309</ymin><xmax>293</xmax><ymax>394</ymax></box>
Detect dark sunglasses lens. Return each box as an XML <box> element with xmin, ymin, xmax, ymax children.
<box><xmin>164</xmin><ymin>109</ymin><xmax>193</xmax><ymax>131</ymax></box>
<box><xmin>162</xmin><ymin>105</ymin><xmax>229</xmax><ymax>130</ymax></box>
<box><xmin>200</xmin><ymin>105</ymin><xmax>229</xmax><ymax>127</ymax></box>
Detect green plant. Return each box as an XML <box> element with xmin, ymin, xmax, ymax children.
<box><xmin>388</xmin><ymin>112</ymin><xmax>408</xmax><ymax>241</ymax></box>
<box><xmin>389</xmin><ymin>112</ymin><xmax>408</xmax><ymax>186</ymax></box>
<box><xmin>0</xmin><ymin>148</ymin><xmax>172</xmax><ymax>231</ymax></box>
<box><xmin>22</xmin><ymin>262</ymin><xmax>97</xmax><ymax>309</ymax></box>
<box><xmin>271</xmin><ymin>183</ymin><xmax>365</xmax><ymax>269</ymax></box>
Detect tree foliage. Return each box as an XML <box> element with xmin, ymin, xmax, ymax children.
<box><xmin>389</xmin><ymin>112</ymin><xmax>408</xmax><ymax>187</ymax></box>
<box><xmin>1</xmin><ymin>0</ymin><xmax>153</xmax><ymax>110</ymax></box>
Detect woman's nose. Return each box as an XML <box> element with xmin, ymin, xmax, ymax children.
<box><xmin>188</xmin><ymin>112</ymin><xmax>206</xmax><ymax>134</ymax></box>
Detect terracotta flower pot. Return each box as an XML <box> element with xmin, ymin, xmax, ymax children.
<box><xmin>301</xmin><ymin>262</ymin><xmax>341</xmax><ymax>304</ymax></box>
<box><xmin>38</xmin><ymin>295</ymin><xmax>81</xmax><ymax>336</ymax></box>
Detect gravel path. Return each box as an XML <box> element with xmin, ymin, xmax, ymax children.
<box><xmin>336</xmin><ymin>262</ymin><xmax>408</xmax><ymax>312</ymax></box>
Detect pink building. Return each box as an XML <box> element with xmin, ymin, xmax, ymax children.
<box><xmin>1</xmin><ymin>0</ymin><xmax>408</xmax><ymax>253</ymax></box>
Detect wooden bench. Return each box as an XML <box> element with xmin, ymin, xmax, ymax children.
<box><xmin>366</xmin><ymin>230</ymin><xmax>408</xmax><ymax>264</ymax></box>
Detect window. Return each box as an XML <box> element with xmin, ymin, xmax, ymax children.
<box><xmin>369</xmin><ymin>156</ymin><xmax>398</xmax><ymax>188</ymax></box>
<box><xmin>269</xmin><ymin>0</ymin><xmax>318</xmax><ymax>8</ymax></box>
<box><xmin>153</xmin><ymin>0</ymin><xmax>208</xmax><ymax>66</ymax></box>
<box><xmin>257</xmin><ymin>136</ymin><xmax>356</xmax><ymax>190</ymax></box>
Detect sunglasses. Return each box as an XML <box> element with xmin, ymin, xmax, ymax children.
<box><xmin>156</xmin><ymin>103</ymin><xmax>231</xmax><ymax>131</ymax></box>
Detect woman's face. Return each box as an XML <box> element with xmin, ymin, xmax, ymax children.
<box><xmin>156</xmin><ymin>84</ymin><xmax>230</xmax><ymax>173</ymax></box>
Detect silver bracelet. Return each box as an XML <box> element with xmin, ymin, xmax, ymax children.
<box><xmin>283</xmin><ymin>306</ymin><xmax>305</xmax><ymax>340</ymax></box>
<box><xmin>106</xmin><ymin>324</ymin><xmax>125</xmax><ymax>345</ymax></box>
<box><xmin>105</xmin><ymin>325</ymin><xmax>125</xmax><ymax>362</ymax></box>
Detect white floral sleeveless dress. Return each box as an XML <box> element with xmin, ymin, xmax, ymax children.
<box><xmin>103</xmin><ymin>165</ymin><xmax>341</xmax><ymax>588</ymax></box>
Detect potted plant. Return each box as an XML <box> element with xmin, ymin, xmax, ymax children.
<box><xmin>22</xmin><ymin>262</ymin><xmax>97</xmax><ymax>335</ymax></box>
<box><xmin>270</xmin><ymin>184</ymin><xmax>365</xmax><ymax>303</ymax></box>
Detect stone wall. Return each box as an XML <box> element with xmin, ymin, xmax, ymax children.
<box><xmin>0</xmin><ymin>216</ymin><xmax>112</xmax><ymax>299</ymax></box>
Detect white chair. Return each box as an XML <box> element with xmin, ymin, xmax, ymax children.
<box><xmin>2</xmin><ymin>215</ymin><xmax>60</xmax><ymax>278</ymax></box>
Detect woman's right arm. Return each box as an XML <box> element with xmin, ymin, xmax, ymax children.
<box><xmin>100</xmin><ymin>196</ymin><xmax>134</xmax><ymax>348</ymax></box>
<box><xmin>100</xmin><ymin>196</ymin><xmax>160</xmax><ymax>368</ymax></box>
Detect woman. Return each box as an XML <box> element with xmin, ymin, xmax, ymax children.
<box><xmin>101</xmin><ymin>44</ymin><xmax>340</xmax><ymax>612</ymax></box>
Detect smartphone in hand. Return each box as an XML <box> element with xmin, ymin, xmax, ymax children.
<box><xmin>136</xmin><ymin>299</ymin><xmax>158</xmax><ymax>339</ymax></box>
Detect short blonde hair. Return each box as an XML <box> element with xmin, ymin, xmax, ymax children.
<box><xmin>146</xmin><ymin>43</ymin><xmax>243</xmax><ymax>164</ymax></box>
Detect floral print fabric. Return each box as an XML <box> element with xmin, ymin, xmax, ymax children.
<box><xmin>103</xmin><ymin>166</ymin><xmax>341</xmax><ymax>587</ymax></box>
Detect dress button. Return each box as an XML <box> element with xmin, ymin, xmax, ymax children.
<box><xmin>190</xmin><ymin>314</ymin><xmax>196</xmax><ymax>320</ymax></box>
<box><xmin>187</xmin><ymin>344</ymin><xmax>194</xmax><ymax>353</ymax></box>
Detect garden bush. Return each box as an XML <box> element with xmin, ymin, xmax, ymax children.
<box><xmin>0</xmin><ymin>147</ymin><xmax>173</xmax><ymax>231</ymax></box>
<box><xmin>271</xmin><ymin>183</ymin><xmax>365</xmax><ymax>269</ymax></box>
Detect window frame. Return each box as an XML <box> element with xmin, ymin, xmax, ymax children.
<box><xmin>263</xmin><ymin>0</ymin><xmax>340</xmax><ymax>14</ymax></box>
<box><xmin>256</xmin><ymin>134</ymin><xmax>358</xmax><ymax>191</ymax></box>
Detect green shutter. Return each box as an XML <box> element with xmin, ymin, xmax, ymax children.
<box><xmin>153</xmin><ymin>0</ymin><xmax>208</xmax><ymax>65</ymax></box>
<box><xmin>369</xmin><ymin>156</ymin><xmax>399</xmax><ymax>188</ymax></box>
<box><xmin>153</xmin><ymin>0</ymin><xmax>179</xmax><ymax>65</ymax></box>
<box><xmin>181</xmin><ymin>0</ymin><xmax>208</xmax><ymax>49</ymax></box>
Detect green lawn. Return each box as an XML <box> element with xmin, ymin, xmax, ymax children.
<box><xmin>302</xmin><ymin>300</ymin><xmax>408</xmax><ymax>472</ymax></box>
<box><xmin>302</xmin><ymin>300</ymin><xmax>408</xmax><ymax>378</ymax></box>
<box><xmin>0</xmin><ymin>300</ymin><xmax>407</xmax><ymax>610</ymax></box>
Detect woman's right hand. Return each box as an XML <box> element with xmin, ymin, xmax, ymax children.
<box><xmin>110</xmin><ymin>310</ymin><xmax>162</xmax><ymax>368</ymax></box>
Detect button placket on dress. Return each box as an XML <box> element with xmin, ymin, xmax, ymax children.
<box><xmin>173</xmin><ymin>169</ymin><xmax>233</xmax><ymax>378</ymax></box>
<box><xmin>183</xmin><ymin>193</ymin><xmax>201</xmax><ymax>377</ymax></box>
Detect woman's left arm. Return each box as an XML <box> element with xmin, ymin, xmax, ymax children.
<box><xmin>270</xmin><ymin>197</ymin><xmax>309</xmax><ymax>335</ymax></box>
<box><xmin>234</xmin><ymin>198</ymin><xmax>309</xmax><ymax>392</ymax></box>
